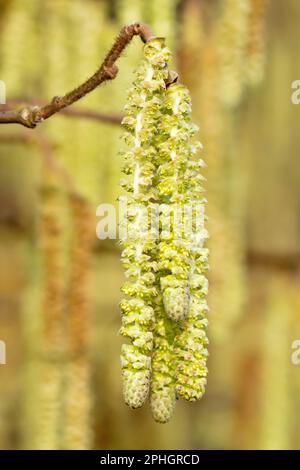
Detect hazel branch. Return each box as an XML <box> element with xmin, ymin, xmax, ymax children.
<box><xmin>0</xmin><ymin>22</ymin><xmax>154</xmax><ymax>129</ymax></box>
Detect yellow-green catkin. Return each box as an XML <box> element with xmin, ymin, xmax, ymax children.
<box><xmin>120</xmin><ymin>36</ymin><xmax>209</xmax><ymax>422</ymax></box>
<box><xmin>150</xmin><ymin>82</ymin><xmax>208</xmax><ymax>417</ymax></box>
<box><xmin>156</xmin><ymin>84</ymin><xmax>200</xmax><ymax>323</ymax></box>
<box><xmin>174</xmin><ymin>253</ymin><xmax>209</xmax><ymax>401</ymax></box>
<box><xmin>120</xmin><ymin>39</ymin><xmax>170</xmax><ymax>410</ymax></box>
<box><xmin>150</xmin><ymin>299</ymin><xmax>176</xmax><ymax>423</ymax></box>
<box><xmin>160</xmin><ymin>83</ymin><xmax>209</xmax><ymax>401</ymax></box>
<box><xmin>217</xmin><ymin>0</ymin><xmax>251</xmax><ymax>107</ymax></box>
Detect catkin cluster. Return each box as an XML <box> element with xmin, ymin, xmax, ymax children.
<box><xmin>120</xmin><ymin>38</ymin><xmax>209</xmax><ymax>423</ymax></box>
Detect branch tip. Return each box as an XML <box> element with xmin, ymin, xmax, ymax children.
<box><xmin>0</xmin><ymin>22</ymin><xmax>156</xmax><ymax>128</ymax></box>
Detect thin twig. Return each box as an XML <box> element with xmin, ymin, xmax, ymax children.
<box><xmin>0</xmin><ymin>22</ymin><xmax>154</xmax><ymax>129</ymax></box>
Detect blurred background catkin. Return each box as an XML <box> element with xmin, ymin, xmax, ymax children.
<box><xmin>0</xmin><ymin>0</ymin><xmax>300</xmax><ymax>450</ymax></box>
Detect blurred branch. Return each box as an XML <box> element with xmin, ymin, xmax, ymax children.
<box><xmin>5</xmin><ymin>98</ymin><xmax>123</xmax><ymax>125</ymax></box>
<box><xmin>0</xmin><ymin>131</ymin><xmax>85</xmax><ymax>200</ymax></box>
<box><xmin>247</xmin><ymin>250</ymin><xmax>300</xmax><ymax>271</ymax></box>
<box><xmin>0</xmin><ymin>22</ymin><xmax>154</xmax><ymax>128</ymax></box>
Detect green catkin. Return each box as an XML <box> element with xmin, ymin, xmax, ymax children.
<box><xmin>120</xmin><ymin>39</ymin><xmax>170</xmax><ymax>409</ymax></box>
<box><xmin>150</xmin><ymin>298</ymin><xmax>176</xmax><ymax>423</ymax></box>
<box><xmin>156</xmin><ymin>84</ymin><xmax>196</xmax><ymax>323</ymax></box>
<box><xmin>150</xmin><ymin>79</ymin><xmax>208</xmax><ymax>418</ymax></box>
<box><xmin>174</xmin><ymin>251</ymin><xmax>209</xmax><ymax>401</ymax></box>
<box><xmin>159</xmin><ymin>84</ymin><xmax>209</xmax><ymax>401</ymax></box>
<box><xmin>156</xmin><ymin>84</ymin><xmax>207</xmax><ymax>324</ymax></box>
<box><xmin>120</xmin><ymin>37</ymin><xmax>209</xmax><ymax>422</ymax></box>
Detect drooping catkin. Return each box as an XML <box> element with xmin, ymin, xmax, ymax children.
<box><xmin>120</xmin><ymin>38</ymin><xmax>209</xmax><ymax>422</ymax></box>
<box><xmin>0</xmin><ymin>0</ymin><xmax>41</xmax><ymax>94</ymax></box>
<box><xmin>246</xmin><ymin>0</ymin><xmax>269</xmax><ymax>86</ymax></box>
<box><xmin>41</xmin><ymin>0</ymin><xmax>75</xmax><ymax>181</ymax></box>
<box><xmin>174</xmin><ymin>250</ymin><xmax>209</xmax><ymax>401</ymax></box>
<box><xmin>40</xmin><ymin>168</ymin><xmax>67</xmax><ymax>357</ymax></box>
<box><xmin>187</xmin><ymin>31</ymin><xmax>245</xmax><ymax>342</ymax></box>
<box><xmin>259</xmin><ymin>275</ymin><xmax>292</xmax><ymax>450</ymax></box>
<box><xmin>24</xmin><ymin>165</ymin><xmax>68</xmax><ymax>450</ymax></box>
<box><xmin>66</xmin><ymin>195</ymin><xmax>94</xmax><ymax>355</ymax></box>
<box><xmin>152</xmin><ymin>78</ymin><xmax>209</xmax><ymax>418</ymax></box>
<box><xmin>179</xmin><ymin>0</ymin><xmax>204</xmax><ymax>91</ymax></box>
<box><xmin>150</xmin><ymin>298</ymin><xmax>176</xmax><ymax>423</ymax></box>
<box><xmin>156</xmin><ymin>84</ymin><xmax>199</xmax><ymax>323</ymax></box>
<box><xmin>158</xmin><ymin>83</ymin><xmax>209</xmax><ymax>401</ymax></box>
<box><xmin>65</xmin><ymin>0</ymin><xmax>110</xmax><ymax>205</ymax></box>
<box><xmin>62</xmin><ymin>194</ymin><xmax>94</xmax><ymax>450</ymax></box>
<box><xmin>217</xmin><ymin>0</ymin><xmax>251</xmax><ymax>107</ymax></box>
<box><xmin>120</xmin><ymin>39</ymin><xmax>170</xmax><ymax>409</ymax></box>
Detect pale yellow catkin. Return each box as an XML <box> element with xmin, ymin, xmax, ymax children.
<box><xmin>62</xmin><ymin>193</ymin><xmax>94</xmax><ymax>450</ymax></box>
<box><xmin>259</xmin><ymin>275</ymin><xmax>292</xmax><ymax>450</ymax></box>
<box><xmin>23</xmin><ymin>166</ymin><xmax>68</xmax><ymax>450</ymax></box>
<box><xmin>65</xmin><ymin>0</ymin><xmax>109</xmax><ymax>205</ymax></box>
<box><xmin>0</xmin><ymin>0</ymin><xmax>40</xmax><ymax>93</ymax></box>
<box><xmin>217</xmin><ymin>0</ymin><xmax>251</xmax><ymax>107</ymax></box>
<box><xmin>246</xmin><ymin>0</ymin><xmax>269</xmax><ymax>86</ymax></box>
<box><xmin>143</xmin><ymin>0</ymin><xmax>177</xmax><ymax>54</ymax></box>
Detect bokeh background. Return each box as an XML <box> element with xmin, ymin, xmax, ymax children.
<box><xmin>0</xmin><ymin>0</ymin><xmax>300</xmax><ymax>450</ymax></box>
